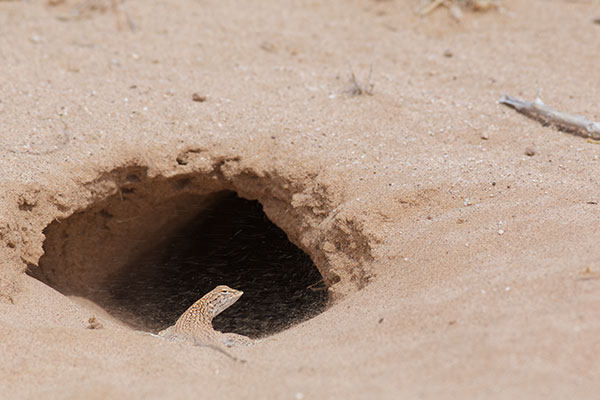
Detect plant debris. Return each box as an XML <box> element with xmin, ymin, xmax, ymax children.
<box><xmin>87</xmin><ymin>316</ymin><xmax>104</xmax><ymax>329</ymax></box>
<box><xmin>499</xmin><ymin>95</ymin><xmax>600</xmax><ymax>140</ymax></box>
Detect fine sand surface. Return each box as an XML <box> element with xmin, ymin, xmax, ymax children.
<box><xmin>1</xmin><ymin>0</ymin><xmax>600</xmax><ymax>398</ymax></box>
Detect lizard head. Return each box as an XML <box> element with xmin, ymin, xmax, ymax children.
<box><xmin>206</xmin><ymin>285</ymin><xmax>244</xmax><ymax>318</ymax></box>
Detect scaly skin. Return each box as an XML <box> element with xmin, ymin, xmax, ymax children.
<box><xmin>158</xmin><ymin>285</ymin><xmax>252</xmax><ymax>347</ymax></box>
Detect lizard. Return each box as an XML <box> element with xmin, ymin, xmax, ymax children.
<box><xmin>156</xmin><ymin>285</ymin><xmax>253</xmax><ymax>361</ymax></box>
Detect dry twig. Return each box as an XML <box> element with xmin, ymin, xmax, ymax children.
<box><xmin>499</xmin><ymin>95</ymin><xmax>600</xmax><ymax>140</ymax></box>
<box><xmin>420</xmin><ymin>0</ymin><xmax>498</xmax><ymax>19</ymax></box>
<box><xmin>347</xmin><ymin>65</ymin><xmax>374</xmax><ymax>96</ymax></box>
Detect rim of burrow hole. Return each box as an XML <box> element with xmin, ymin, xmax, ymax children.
<box><xmin>27</xmin><ymin>162</ymin><xmax>376</xmax><ymax>339</ymax></box>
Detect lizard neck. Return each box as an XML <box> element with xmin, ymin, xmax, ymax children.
<box><xmin>174</xmin><ymin>298</ymin><xmax>214</xmax><ymax>332</ymax></box>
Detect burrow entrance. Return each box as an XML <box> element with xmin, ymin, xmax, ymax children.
<box><xmin>29</xmin><ymin>168</ymin><xmax>330</xmax><ymax>338</ymax></box>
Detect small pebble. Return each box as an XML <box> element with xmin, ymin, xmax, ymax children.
<box><xmin>192</xmin><ymin>93</ymin><xmax>207</xmax><ymax>102</ymax></box>
<box><xmin>480</xmin><ymin>132</ymin><xmax>489</xmax><ymax>140</ymax></box>
<box><xmin>525</xmin><ymin>146</ymin><xmax>536</xmax><ymax>156</ymax></box>
<box><xmin>580</xmin><ymin>267</ymin><xmax>593</xmax><ymax>275</ymax></box>
<box><xmin>443</xmin><ymin>49</ymin><xmax>453</xmax><ymax>58</ymax></box>
<box><xmin>498</xmin><ymin>229</ymin><xmax>504</xmax><ymax>235</ymax></box>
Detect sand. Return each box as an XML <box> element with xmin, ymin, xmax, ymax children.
<box><xmin>1</xmin><ymin>0</ymin><xmax>599</xmax><ymax>398</ymax></box>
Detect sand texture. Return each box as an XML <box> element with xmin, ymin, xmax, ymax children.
<box><xmin>1</xmin><ymin>0</ymin><xmax>600</xmax><ymax>398</ymax></box>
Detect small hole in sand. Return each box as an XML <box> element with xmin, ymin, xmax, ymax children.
<box><xmin>30</xmin><ymin>186</ymin><xmax>328</xmax><ymax>339</ymax></box>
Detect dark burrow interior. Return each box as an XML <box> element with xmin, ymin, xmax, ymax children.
<box><xmin>30</xmin><ymin>190</ymin><xmax>329</xmax><ymax>339</ymax></box>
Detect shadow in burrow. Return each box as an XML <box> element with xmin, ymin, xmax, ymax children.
<box><xmin>29</xmin><ymin>187</ymin><xmax>329</xmax><ymax>339</ymax></box>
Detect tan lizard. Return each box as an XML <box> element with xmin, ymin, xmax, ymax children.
<box><xmin>158</xmin><ymin>285</ymin><xmax>253</xmax><ymax>351</ymax></box>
